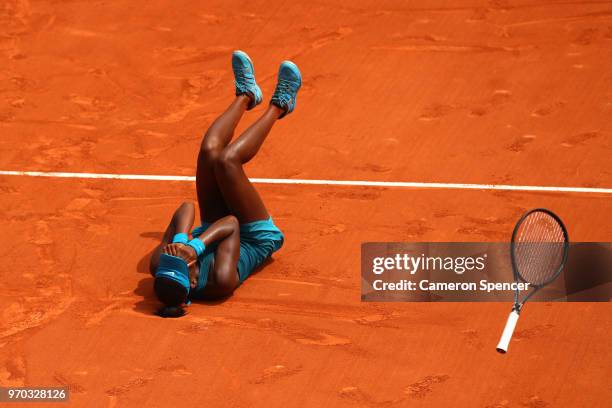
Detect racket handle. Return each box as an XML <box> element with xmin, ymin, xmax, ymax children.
<box><xmin>496</xmin><ymin>310</ymin><xmax>520</xmax><ymax>353</ymax></box>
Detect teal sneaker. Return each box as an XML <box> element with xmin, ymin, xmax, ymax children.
<box><xmin>271</xmin><ymin>61</ymin><xmax>301</xmax><ymax>119</ymax></box>
<box><xmin>232</xmin><ymin>50</ymin><xmax>262</xmax><ymax>110</ymax></box>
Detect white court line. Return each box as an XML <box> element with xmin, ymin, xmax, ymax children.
<box><xmin>0</xmin><ymin>170</ymin><xmax>610</xmax><ymax>194</ymax></box>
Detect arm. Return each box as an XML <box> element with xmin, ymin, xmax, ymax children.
<box><xmin>150</xmin><ymin>201</ymin><xmax>195</xmax><ymax>275</ymax></box>
<box><xmin>161</xmin><ymin>202</ymin><xmax>195</xmax><ymax>258</ymax></box>
<box><xmin>192</xmin><ymin>215</ymin><xmax>238</xmax><ymax>247</ymax></box>
<box><xmin>164</xmin><ymin>215</ymin><xmax>239</xmax><ymax>265</ymax></box>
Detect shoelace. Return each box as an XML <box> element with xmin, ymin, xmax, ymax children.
<box><xmin>235</xmin><ymin>69</ymin><xmax>255</xmax><ymax>91</ymax></box>
<box><xmin>273</xmin><ymin>80</ymin><xmax>295</xmax><ymax>105</ymax></box>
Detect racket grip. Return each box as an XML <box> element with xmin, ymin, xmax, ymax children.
<box><xmin>496</xmin><ymin>310</ymin><xmax>520</xmax><ymax>353</ymax></box>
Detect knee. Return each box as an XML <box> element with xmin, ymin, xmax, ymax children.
<box><xmin>199</xmin><ymin>137</ymin><xmax>224</xmax><ymax>164</ymax></box>
<box><xmin>214</xmin><ymin>147</ymin><xmax>240</xmax><ymax>173</ymax></box>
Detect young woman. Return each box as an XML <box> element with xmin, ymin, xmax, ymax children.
<box><xmin>148</xmin><ymin>51</ymin><xmax>301</xmax><ymax>317</ymax></box>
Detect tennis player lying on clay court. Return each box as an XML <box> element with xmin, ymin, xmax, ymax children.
<box><xmin>148</xmin><ymin>51</ymin><xmax>301</xmax><ymax>317</ymax></box>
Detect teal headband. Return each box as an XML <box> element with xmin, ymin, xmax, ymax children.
<box><xmin>155</xmin><ymin>253</ymin><xmax>190</xmax><ymax>295</ymax></box>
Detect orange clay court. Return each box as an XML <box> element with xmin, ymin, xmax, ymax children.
<box><xmin>0</xmin><ymin>0</ymin><xmax>610</xmax><ymax>407</ymax></box>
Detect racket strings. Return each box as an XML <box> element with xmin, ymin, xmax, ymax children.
<box><xmin>514</xmin><ymin>211</ymin><xmax>565</xmax><ymax>286</ymax></box>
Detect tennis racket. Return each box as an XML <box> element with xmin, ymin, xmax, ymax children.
<box><xmin>496</xmin><ymin>208</ymin><xmax>569</xmax><ymax>353</ymax></box>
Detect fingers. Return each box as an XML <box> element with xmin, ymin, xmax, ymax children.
<box><xmin>161</xmin><ymin>244</ymin><xmax>196</xmax><ymax>263</ymax></box>
<box><xmin>181</xmin><ymin>245</ymin><xmax>198</xmax><ymax>264</ymax></box>
<box><xmin>161</xmin><ymin>244</ymin><xmax>177</xmax><ymax>255</ymax></box>
<box><xmin>164</xmin><ymin>243</ymin><xmax>184</xmax><ymax>257</ymax></box>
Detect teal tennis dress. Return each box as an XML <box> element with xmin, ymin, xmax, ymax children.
<box><xmin>190</xmin><ymin>217</ymin><xmax>283</xmax><ymax>295</ymax></box>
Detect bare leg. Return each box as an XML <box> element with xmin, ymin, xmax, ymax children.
<box><xmin>196</xmin><ymin>95</ymin><xmax>250</xmax><ymax>223</ymax></box>
<box><xmin>214</xmin><ymin>105</ymin><xmax>283</xmax><ymax>223</ymax></box>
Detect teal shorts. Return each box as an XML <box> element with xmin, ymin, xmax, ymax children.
<box><xmin>190</xmin><ymin>217</ymin><xmax>284</xmax><ymax>293</ymax></box>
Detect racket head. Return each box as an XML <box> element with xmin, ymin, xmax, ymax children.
<box><xmin>511</xmin><ymin>208</ymin><xmax>569</xmax><ymax>287</ymax></box>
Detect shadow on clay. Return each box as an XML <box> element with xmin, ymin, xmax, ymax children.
<box><xmin>132</xmin><ymin>252</ymin><xmax>276</xmax><ymax>317</ymax></box>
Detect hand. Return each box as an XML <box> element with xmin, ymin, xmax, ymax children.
<box><xmin>162</xmin><ymin>243</ymin><xmax>198</xmax><ymax>266</ymax></box>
